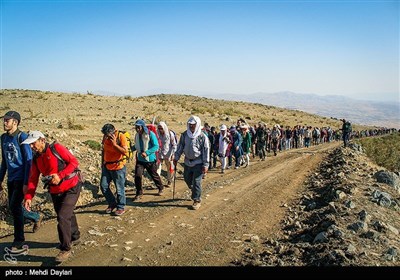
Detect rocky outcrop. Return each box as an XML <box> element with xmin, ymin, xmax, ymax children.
<box><xmin>236</xmin><ymin>143</ymin><xmax>400</xmax><ymax>266</ymax></box>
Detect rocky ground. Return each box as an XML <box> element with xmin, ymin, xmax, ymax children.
<box><xmin>236</xmin><ymin>143</ymin><xmax>400</xmax><ymax>266</ymax></box>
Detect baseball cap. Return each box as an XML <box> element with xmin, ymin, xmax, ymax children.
<box><xmin>3</xmin><ymin>111</ymin><xmax>21</xmax><ymax>124</ymax></box>
<box><xmin>21</xmin><ymin>131</ymin><xmax>45</xmax><ymax>144</ymax></box>
<box><xmin>220</xmin><ymin>124</ymin><xmax>227</xmax><ymax>130</ymax></box>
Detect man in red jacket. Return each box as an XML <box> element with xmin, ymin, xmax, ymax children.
<box><xmin>22</xmin><ymin>131</ymin><xmax>81</xmax><ymax>263</ymax></box>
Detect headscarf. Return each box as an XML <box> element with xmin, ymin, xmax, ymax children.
<box><xmin>158</xmin><ymin>121</ymin><xmax>170</xmax><ymax>139</ymax></box>
<box><xmin>186</xmin><ymin>115</ymin><xmax>201</xmax><ymax>139</ymax></box>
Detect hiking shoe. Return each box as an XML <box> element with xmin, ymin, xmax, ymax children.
<box><xmin>133</xmin><ymin>194</ymin><xmax>143</xmax><ymax>201</ymax></box>
<box><xmin>55</xmin><ymin>250</ymin><xmax>72</xmax><ymax>263</ymax></box>
<box><xmin>56</xmin><ymin>239</ymin><xmax>81</xmax><ymax>250</ymax></box>
<box><xmin>9</xmin><ymin>241</ymin><xmax>27</xmax><ymax>253</ymax></box>
<box><xmin>114</xmin><ymin>209</ymin><xmax>125</xmax><ymax>216</ymax></box>
<box><xmin>157</xmin><ymin>189</ymin><xmax>164</xmax><ymax>196</ymax></box>
<box><xmin>220</xmin><ymin>169</ymin><xmax>225</xmax><ymax>174</ymax></box>
<box><xmin>105</xmin><ymin>206</ymin><xmax>116</xmax><ymax>214</ymax></box>
<box><xmin>33</xmin><ymin>213</ymin><xmax>43</xmax><ymax>233</ymax></box>
<box><xmin>71</xmin><ymin>239</ymin><xmax>81</xmax><ymax>246</ymax></box>
<box><xmin>192</xmin><ymin>201</ymin><xmax>201</xmax><ymax>210</ymax></box>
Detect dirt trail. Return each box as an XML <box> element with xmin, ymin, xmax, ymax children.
<box><xmin>0</xmin><ymin>142</ymin><xmax>340</xmax><ymax>267</ymax></box>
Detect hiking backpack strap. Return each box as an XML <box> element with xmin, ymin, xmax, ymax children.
<box><xmin>49</xmin><ymin>143</ymin><xmax>80</xmax><ymax>181</ymax></box>
<box><xmin>102</xmin><ymin>132</ymin><xmax>127</xmax><ymax>166</ymax></box>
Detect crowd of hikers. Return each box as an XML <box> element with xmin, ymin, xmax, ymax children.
<box><xmin>1</xmin><ymin>110</ymin><xmax>398</xmax><ymax>263</ymax></box>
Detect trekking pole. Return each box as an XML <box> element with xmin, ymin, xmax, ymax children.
<box><xmin>173</xmin><ymin>162</ymin><xmax>177</xmax><ymax>200</ymax></box>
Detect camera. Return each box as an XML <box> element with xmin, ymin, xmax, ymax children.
<box><xmin>41</xmin><ymin>175</ymin><xmax>53</xmax><ymax>189</ymax></box>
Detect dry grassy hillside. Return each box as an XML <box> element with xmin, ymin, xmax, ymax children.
<box><xmin>1</xmin><ymin>89</ymin><xmax>369</xmax><ymax>138</ymax></box>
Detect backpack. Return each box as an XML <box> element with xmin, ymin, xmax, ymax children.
<box><xmin>169</xmin><ymin>130</ymin><xmax>178</xmax><ymax>147</ymax></box>
<box><xmin>42</xmin><ymin>142</ymin><xmax>83</xmax><ymax>184</ymax></box>
<box><xmin>1</xmin><ymin>131</ymin><xmax>23</xmax><ymax>144</ymax></box>
<box><xmin>117</xmin><ymin>130</ymin><xmax>133</xmax><ymax>161</ymax></box>
<box><xmin>312</xmin><ymin>129</ymin><xmax>318</xmax><ymax>137</ymax></box>
<box><xmin>344</xmin><ymin>122</ymin><xmax>352</xmax><ymax>133</ymax></box>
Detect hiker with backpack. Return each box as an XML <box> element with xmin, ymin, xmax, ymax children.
<box><xmin>0</xmin><ymin>111</ymin><xmax>43</xmax><ymax>253</ymax></box>
<box><xmin>100</xmin><ymin>123</ymin><xmax>128</xmax><ymax>216</ymax></box>
<box><xmin>239</xmin><ymin>124</ymin><xmax>251</xmax><ymax>167</ymax></box>
<box><xmin>22</xmin><ymin>131</ymin><xmax>82</xmax><ymax>263</ymax></box>
<box><xmin>215</xmin><ymin>124</ymin><xmax>232</xmax><ymax>174</ymax></box>
<box><xmin>132</xmin><ymin>119</ymin><xmax>164</xmax><ymax>201</ymax></box>
<box><xmin>230</xmin><ymin>126</ymin><xmax>243</xmax><ymax>169</ymax></box>
<box><xmin>341</xmin><ymin>119</ymin><xmax>352</xmax><ymax>147</ymax></box>
<box><xmin>204</xmin><ymin>124</ymin><xmax>216</xmax><ymax>170</ymax></box>
<box><xmin>157</xmin><ymin>121</ymin><xmax>177</xmax><ymax>187</ymax></box>
<box><xmin>270</xmin><ymin>125</ymin><xmax>281</xmax><ymax>156</ymax></box>
<box><xmin>173</xmin><ymin>116</ymin><xmax>210</xmax><ymax>210</ymax></box>
<box><xmin>255</xmin><ymin>122</ymin><xmax>267</xmax><ymax>161</ymax></box>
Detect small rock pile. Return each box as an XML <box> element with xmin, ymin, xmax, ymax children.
<box><xmin>236</xmin><ymin>143</ymin><xmax>400</xmax><ymax>266</ymax></box>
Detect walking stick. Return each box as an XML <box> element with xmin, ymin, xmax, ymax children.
<box><xmin>173</xmin><ymin>162</ymin><xmax>177</xmax><ymax>200</ymax></box>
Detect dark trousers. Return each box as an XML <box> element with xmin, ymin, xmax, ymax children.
<box><xmin>7</xmin><ymin>180</ymin><xmax>25</xmax><ymax>243</ymax></box>
<box><xmin>51</xmin><ymin>183</ymin><xmax>81</xmax><ymax>251</ymax></box>
<box><xmin>135</xmin><ymin>161</ymin><xmax>163</xmax><ymax>195</ymax></box>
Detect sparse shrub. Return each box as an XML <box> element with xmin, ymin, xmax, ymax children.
<box><xmin>223</xmin><ymin>107</ymin><xmax>235</xmax><ymax>116</ymax></box>
<box><xmin>67</xmin><ymin>116</ymin><xmax>84</xmax><ymax>130</ymax></box>
<box><xmin>124</xmin><ymin>95</ymin><xmax>134</xmax><ymax>101</ymax></box>
<box><xmin>271</xmin><ymin>118</ymin><xmax>281</xmax><ymax>124</ymax></box>
<box><xmin>356</xmin><ymin>134</ymin><xmax>400</xmax><ymax>173</ymax></box>
<box><xmin>83</xmin><ymin>140</ymin><xmax>101</xmax><ymax>151</ymax></box>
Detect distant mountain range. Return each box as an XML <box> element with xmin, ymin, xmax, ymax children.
<box><xmin>93</xmin><ymin>88</ymin><xmax>399</xmax><ymax>129</ymax></box>
<box><xmin>197</xmin><ymin>91</ymin><xmax>400</xmax><ymax>129</ymax></box>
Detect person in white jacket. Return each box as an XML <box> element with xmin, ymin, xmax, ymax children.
<box><xmin>217</xmin><ymin>124</ymin><xmax>231</xmax><ymax>174</ymax></box>
<box><xmin>157</xmin><ymin>121</ymin><xmax>177</xmax><ymax>186</ymax></box>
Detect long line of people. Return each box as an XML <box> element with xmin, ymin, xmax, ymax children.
<box><xmin>2</xmin><ymin>109</ymin><xmax>397</xmax><ymax>264</ymax></box>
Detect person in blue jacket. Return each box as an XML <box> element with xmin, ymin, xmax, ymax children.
<box><xmin>0</xmin><ymin>111</ymin><xmax>42</xmax><ymax>252</ymax></box>
<box><xmin>132</xmin><ymin>119</ymin><xmax>164</xmax><ymax>201</ymax></box>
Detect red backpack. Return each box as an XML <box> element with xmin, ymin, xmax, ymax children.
<box><xmin>146</xmin><ymin>124</ymin><xmax>161</xmax><ymax>164</ymax></box>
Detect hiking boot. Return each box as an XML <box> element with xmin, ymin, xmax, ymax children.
<box><xmin>167</xmin><ymin>180</ymin><xmax>172</xmax><ymax>186</ymax></box>
<box><xmin>220</xmin><ymin>169</ymin><xmax>225</xmax><ymax>174</ymax></box>
<box><xmin>157</xmin><ymin>189</ymin><xmax>164</xmax><ymax>196</ymax></box>
<box><xmin>71</xmin><ymin>239</ymin><xmax>81</xmax><ymax>246</ymax></box>
<box><xmin>9</xmin><ymin>241</ymin><xmax>27</xmax><ymax>253</ymax></box>
<box><xmin>105</xmin><ymin>206</ymin><xmax>116</xmax><ymax>214</ymax></box>
<box><xmin>192</xmin><ymin>201</ymin><xmax>201</xmax><ymax>210</ymax></box>
<box><xmin>56</xmin><ymin>239</ymin><xmax>81</xmax><ymax>250</ymax></box>
<box><xmin>133</xmin><ymin>194</ymin><xmax>143</xmax><ymax>202</ymax></box>
<box><xmin>33</xmin><ymin>213</ymin><xmax>43</xmax><ymax>233</ymax></box>
<box><xmin>55</xmin><ymin>250</ymin><xmax>72</xmax><ymax>263</ymax></box>
<box><xmin>114</xmin><ymin>209</ymin><xmax>125</xmax><ymax>216</ymax></box>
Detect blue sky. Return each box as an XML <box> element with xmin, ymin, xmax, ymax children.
<box><xmin>1</xmin><ymin>0</ymin><xmax>399</xmax><ymax>102</ymax></box>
